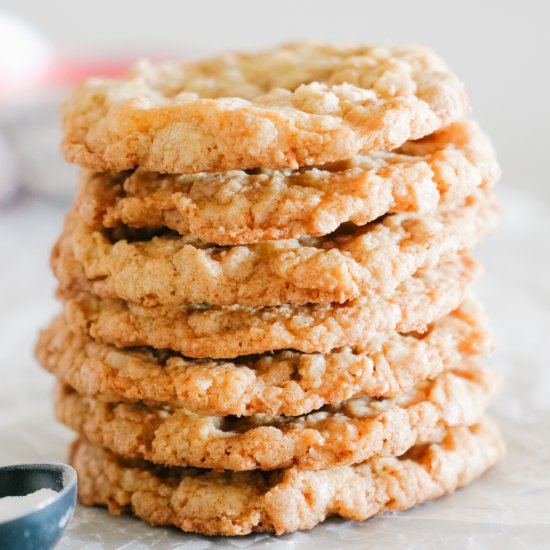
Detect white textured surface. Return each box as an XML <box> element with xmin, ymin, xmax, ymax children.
<box><xmin>0</xmin><ymin>184</ymin><xmax>549</xmax><ymax>548</ymax></box>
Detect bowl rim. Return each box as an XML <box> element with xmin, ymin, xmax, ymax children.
<box><xmin>0</xmin><ymin>462</ymin><xmax>77</xmax><ymax>525</ymax></box>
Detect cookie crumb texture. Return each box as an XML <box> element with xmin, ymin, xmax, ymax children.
<box><xmin>70</xmin><ymin>419</ymin><xmax>504</xmax><ymax>535</ymax></box>
<box><xmin>61</xmin><ymin>42</ymin><xmax>469</xmax><ymax>174</ymax></box>
<box><xmin>74</xmin><ymin>120</ymin><xmax>499</xmax><ymax>245</ymax></box>
<box><xmin>60</xmin><ymin>253</ymin><xmax>478</xmax><ymax>358</ymax></box>
<box><xmin>53</xmin><ymin>188</ymin><xmax>498</xmax><ymax>308</ymax></box>
<box><xmin>36</xmin><ymin>300</ymin><xmax>492</xmax><ymax>416</ymax></box>
<box><xmin>56</xmin><ymin>364</ymin><xmax>500</xmax><ymax>471</ymax></box>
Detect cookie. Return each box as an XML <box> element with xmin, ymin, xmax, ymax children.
<box><xmin>61</xmin><ymin>42</ymin><xmax>469</xmax><ymax>174</ymax></box>
<box><xmin>70</xmin><ymin>419</ymin><xmax>504</xmax><ymax>535</ymax></box>
<box><xmin>37</xmin><ymin>300</ymin><xmax>492</xmax><ymax>416</ymax></box>
<box><xmin>54</xmin><ymin>189</ymin><xmax>497</xmax><ymax>308</ymax></box>
<box><xmin>56</xmin><ymin>362</ymin><xmax>499</xmax><ymax>471</ymax></box>
<box><xmin>75</xmin><ymin>120</ymin><xmax>499</xmax><ymax>245</ymax></box>
<box><xmin>62</xmin><ymin>252</ymin><xmax>478</xmax><ymax>359</ymax></box>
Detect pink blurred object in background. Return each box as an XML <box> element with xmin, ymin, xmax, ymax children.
<box><xmin>0</xmin><ymin>12</ymin><xmax>133</xmax><ymax>99</ymax></box>
<box><xmin>45</xmin><ymin>57</ymin><xmax>136</xmax><ymax>87</ymax></box>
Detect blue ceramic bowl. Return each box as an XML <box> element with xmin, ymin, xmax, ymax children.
<box><xmin>0</xmin><ymin>463</ymin><xmax>77</xmax><ymax>550</ymax></box>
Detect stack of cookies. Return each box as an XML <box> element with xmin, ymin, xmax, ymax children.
<box><xmin>36</xmin><ymin>43</ymin><xmax>504</xmax><ymax>536</ymax></box>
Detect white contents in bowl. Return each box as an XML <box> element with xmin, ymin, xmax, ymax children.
<box><xmin>0</xmin><ymin>488</ymin><xmax>58</xmax><ymax>522</ymax></box>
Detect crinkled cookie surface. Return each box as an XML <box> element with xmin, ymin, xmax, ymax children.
<box><xmin>61</xmin><ymin>42</ymin><xmax>470</xmax><ymax>173</ymax></box>
<box><xmin>56</xmin><ymin>363</ymin><xmax>500</xmax><ymax>470</ymax></box>
<box><xmin>75</xmin><ymin>119</ymin><xmax>499</xmax><ymax>244</ymax></box>
<box><xmin>70</xmin><ymin>419</ymin><xmax>504</xmax><ymax>535</ymax></box>
<box><xmin>61</xmin><ymin>253</ymin><xmax>479</xmax><ymax>358</ymax></box>
<box><xmin>36</xmin><ymin>299</ymin><xmax>492</xmax><ymax>416</ymax></box>
<box><xmin>53</xmin><ymin>189</ymin><xmax>498</xmax><ymax>307</ymax></box>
